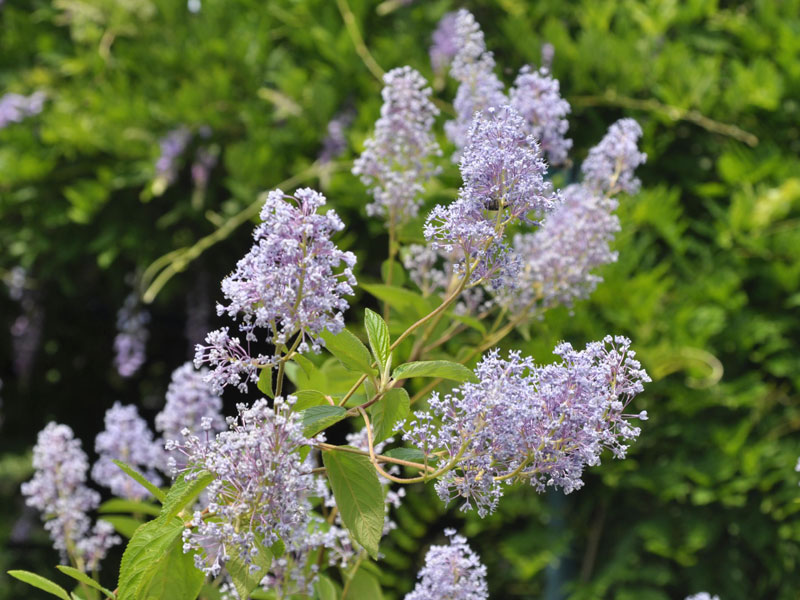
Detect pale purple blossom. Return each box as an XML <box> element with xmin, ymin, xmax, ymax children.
<box><xmin>191</xmin><ymin>146</ymin><xmax>218</xmax><ymax>189</ymax></box>
<box><xmin>21</xmin><ymin>423</ymin><xmax>120</xmax><ymax>571</ymax></box>
<box><xmin>405</xmin><ymin>337</ymin><xmax>649</xmax><ymax>516</ymax></box>
<box><xmin>509</xmin><ymin>66</ymin><xmax>572</xmax><ymax>166</ymax></box>
<box><xmin>113</xmin><ymin>292</ymin><xmax>149</xmax><ymax>378</ymax></box>
<box><xmin>541</xmin><ymin>43</ymin><xmax>555</xmax><ymax>71</ymax></box>
<box><xmin>155</xmin><ymin>127</ymin><xmax>192</xmax><ymax>184</ymax></box>
<box><xmin>353</xmin><ymin>66</ymin><xmax>441</xmax><ymax>222</ymax></box>
<box><xmin>92</xmin><ymin>402</ymin><xmax>163</xmax><ymax>500</ymax></box>
<box><xmin>198</xmin><ymin>188</ymin><xmax>356</xmax><ymax>392</ymax></box>
<box><xmin>498</xmin><ymin>183</ymin><xmax>620</xmax><ymax>315</ymax></box>
<box><xmin>445</xmin><ymin>9</ymin><xmax>506</xmax><ymax>155</ymax></box>
<box><xmin>405</xmin><ymin>529</ymin><xmax>488</xmax><ymax>600</ymax></box>
<box><xmin>581</xmin><ymin>118</ymin><xmax>647</xmax><ymax>195</ymax></box>
<box><xmin>319</xmin><ymin>108</ymin><xmax>354</xmax><ymax>163</ymax></box>
<box><xmin>0</xmin><ymin>91</ymin><xmax>45</xmax><ymax>129</ymax></box>
<box><xmin>430</xmin><ymin>12</ymin><xmax>459</xmax><ymax>75</ymax></box>
<box><xmin>175</xmin><ymin>397</ymin><xmax>316</xmax><ymax>577</ymax></box>
<box><xmin>685</xmin><ymin>594</ymin><xmax>720</xmax><ymax>600</ymax></box>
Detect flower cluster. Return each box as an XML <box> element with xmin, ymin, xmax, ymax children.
<box><xmin>444</xmin><ymin>9</ymin><xmax>506</xmax><ymax>154</ymax></box>
<box><xmin>405</xmin><ymin>337</ymin><xmax>649</xmax><ymax>516</ymax></box>
<box><xmin>353</xmin><ymin>66</ymin><xmax>441</xmax><ymax>223</ymax></box>
<box><xmin>21</xmin><ymin>423</ymin><xmax>120</xmax><ymax>571</ymax></box>
<box><xmin>685</xmin><ymin>594</ymin><xmax>721</xmax><ymax>600</ymax></box>
<box><xmin>425</xmin><ymin>106</ymin><xmax>554</xmax><ymax>289</ymax></box>
<box><xmin>92</xmin><ymin>402</ymin><xmax>163</xmax><ymax>500</ymax></box>
<box><xmin>581</xmin><ymin>118</ymin><xmax>647</xmax><ymax>195</ymax></box>
<box><xmin>319</xmin><ymin>108</ymin><xmax>354</xmax><ymax>164</ymax></box>
<box><xmin>509</xmin><ymin>65</ymin><xmax>572</xmax><ymax>166</ymax></box>
<box><xmin>498</xmin><ymin>184</ymin><xmax>620</xmax><ymax>315</ymax></box>
<box><xmin>196</xmin><ymin>188</ymin><xmax>356</xmax><ymax>393</ymax></box>
<box><xmin>113</xmin><ymin>292</ymin><xmax>150</xmax><ymax>378</ymax></box>
<box><xmin>405</xmin><ymin>529</ymin><xmax>488</xmax><ymax>600</ymax></box>
<box><xmin>429</xmin><ymin>11</ymin><xmax>459</xmax><ymax>76</ymax></box>
<box><xmin>175</xmin><ymin>397</ymin><xmax>316</xmax><ymax>577</ymax></box>
<box><xmin>155</xmin><ymin>127</ymin><xmax>192</xmax><ymax>185</ymax></box>
<box><xmin>0</xmin><ymin>91</ymin><xmax>45</xmax><ymax>129</ymax></box>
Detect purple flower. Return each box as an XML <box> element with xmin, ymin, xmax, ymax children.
<box><xmin>429</xmin><ymin>12</ymin><xmax>459</xmax><ymax>75</ymax></box>
<box><xmin>685</xmin><ymin>594</ymin><xmax>720</xmax><ymax>600</ymax></box>
<box><xmin>352</xmin><ymin>66</ymin><xmax>441</xmax><ymax>223</ymax></box>
<box><xmin>92</xmin><ymin>402</ymin><xmax>163</xmax><ymax>500</ymax></box>
<box><xmin>113</xmin><ymin>292</ymin><xmax>149</xmax><ymax>378</ymax></box>
<box><xmin>175</xmin><ymin>397</ymin><xmax>316</xmax><ymax>577</ymax></box>
<box><xmin>191</xmin><ymin>146</ymin><xmax>218</xmax><ymax>189</ymax></box>
<box><xmin>444</xmin><ymin>10</ymin><xmax>506</xmax><ymax>156</ymax></box>
<box><xmin>198</xmin><ymin>188</ymin><xmax>356</xmax><ymax>393</ymax></box>
<box><xmin>498</xmin><ymin>183</ymin><xmax>620</xmax><ymax>315</ymax></box>
<box><xmin>405</xmin><ymin>529</ymin><xmax>488</xmax><ymax>600</ymax></box>
<box><xmin>404</xmin><ymin>337</ymin><xmax>649</xmax><ymax>516</ymax></box>
<box><xmin>509</xmin><ymin>66</ymin><xmax>572</xmax><ymax>166</ymax></box>
<box><xmin>318</xmin><ymin>108</ymin><xmax>354</xmax><ymax>164</ymax></box>
<box><xmin>541</xmin><ymin>42</ymin><xmax>555</xmax><ymax>71</ymax></box>
<box><xmin>155</xmin><ymin>127</ymin><xmax>192</xmax><ymax>185</ymax></box>
<box><xmin>0</xmin><ymin>91</ymin><xmax>46</xmax><ymax>129</ymax></box>
<box><xmin>21</xmin><ymin>423</ymin><xmax>120</xmax><ymax>571</ymax></box>
<box><xmin>581</xmin><ymin>118</ymin><xmax>647</xmax><ymax>195</ymax></box>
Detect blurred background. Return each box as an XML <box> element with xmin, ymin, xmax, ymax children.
<box><xmin>1</xmin><ymin>0</ymin><xmax>799</xmax><ymax>598</ymax></box>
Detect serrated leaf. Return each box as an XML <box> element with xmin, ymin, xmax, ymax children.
<box><xmin>98</xmin><ymin>498</ymin><xmax>161</xmax><ymax>517</ymax></box>
<box><xmin>112</xmin><ymin>459</ymin><xmax>165</xmax><ymax>503</ymax></box>
<box><xmin>136</xmin><ymin>541</ymin><xmax>204</xmax><ymax>600</ymax></box>
<box><xmin>257</xmin><ymin>366</ymin><xmax>274</xmax><ymax>398</ymax></box>
<box><xmin>8</xmin><ymin>570</ymin><xmax>71</xmax><ymax>600</ymax></box>
<box><xmin>117</xmin><ymin>517</ymin><xmax>186</xmax><ymax>600</ymax></box>
<box><xmin>56</xmin><ymin>566</ymin><xmax>115</xmax><ymax>599</ymax></box>
<box><xmin>361</xmin><ymin>283</ymin><xmax>434</xmax><ymax>319</ymax></box>
<box><xmin>321</xmin><ymin>329</ymin><xmax>375</xmax><ymax>375</ymax></box>
<box><xmin>322</xmin><ymin>449</ymin><xmax>384</xmax><ymax>559</ymax></box>
<box><xmin>345</xmin><ymin>568</ymin><xmax>383</xmax><ymax>600</ymax></box>
<box><xmin>392</xmin><ymin>360</ymin><xmax>476</xmax><ymax>383</ymax></box>
<box><xmin>383</xmin><ymin>447</ymin><xmax>426</xmax><ymax>462</ymax></box>
<box><xmin>226</xmin><ymin>537</ymin><xmax>273</xmax><ymax>600</ymax></box>
<box><xmin>293</xmin><ymin>389</ymin><xmax>329</xmax><ymax>411</ymax></box>
<box><xmin>369</xmin><ymin>388</ymin><xmax>409</xmax><ymax>444</ymax></box>
<box><xmin>158</xmin><ymin>470</ymin><xmax>215</xmax><ymax>523</ymax></box>
<box><xmin>101</xmin><ymin>515</ymin><xmax>143</xmax><ymax>538</ymax></box>
<box><xmin>300</xmin><ymin>405</ymin><xmax>347</xmax><ymax>437</ymax></box>
<box><xmin>364</xmin><ymin>308</ymin><xmax>391</xmax><ymax>372</ymax></box>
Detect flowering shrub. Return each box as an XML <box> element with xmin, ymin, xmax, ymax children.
<box><xmin>8</xmin><ymin>9</ymin><xmax>653</xmax><ymax>600</ymax></box>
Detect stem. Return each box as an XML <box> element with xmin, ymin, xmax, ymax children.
<box><xmin>335</xmin><ymin>0</ymin><xmax>384</xmax><ymax>81</ymax></box>
<box><xmin>383</xmin><ymin>213</ymin><xmax>397</xmax><ymax>321</ymax></box>
<box><xmin>316</xmin><ymin>441</ymin><xmax>434</xmax><ymax>472</ymax></box>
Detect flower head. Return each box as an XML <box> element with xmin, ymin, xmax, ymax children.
<box><xmin>92</xmin><ymin>402</ymin><xmax>163</xmax><ymax>500</ymax></box>
<box><xmin>404</xmin><ymin>337</ymin><xmax>649</xmax><ymax>516</ymax></box>
<box><xmin>429</xmin><ymin>12</ymin><xmax>459</xmax><ymax>75</ymax></box>
<box><xmin>21</xmin><ymin>423</ymin><xmax>120</xmax><ymax>570</ymax></box>
<box><xmin>581</xmin><ymin>118</ymin><xmax>646</xmax><ymax>195</ymax></box>
<box><xmin>353</xmin><ymin>66</ymin><xmax>441</xmax><ymax>222</ymax></box>
<box><xmin>405</xmin><ymin>529</ymin><xmax>488</xmax><ymax>600</ymax></box>
<box><xmin>155</xmin><ymin>127</ymin><xmax>192</xmax><ymax>185</ymax></box>
<box><xmin>113</xmin><ymin>292</ymin><xmax>149</xmax><ymax>378</ymax></box>
<box><xmin>685</xmin><ymin>594</ymin><xmax>721</xmax><ymax>600</ymax></box>
<box><xmin>0</xmin><ymin>91</ymin><xmax>45</xmax><ymax>129</ymax></box>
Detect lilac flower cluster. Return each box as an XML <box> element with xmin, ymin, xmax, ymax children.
<box><xmin>6</xmin><ymin>267</ymin><xmax>43</xmax><ymax>382</ymax></box>
<box><xmin>156</xmin><ymin>363</ymin><xmax>225</xmax><ymax>469</ymax></box>
<box><xmin>0</xmin><ymin>91</ymin><xmax>46</xmax><ymax>129</ymax></box>
<box><xmin>191</xmin><ymin>145</ymin><xmax>218</xmax><ymax>189</ymax></box>
<box><xmin>318</xmin><ymin>108</ymin><xmax>354</xmax><ymax>164</ymax></box>
<box><xmin>498</xmin><ymin>184</ymin><xmax>620</xmax><ymax>315</ymax></box>
<box><xmin>581</xmin><ymin>118</ymin><xmax>647</xmax><ymax>195</ymax></box>
<box><xmin>196</xmin><ymin>188</ymin><xmax>356</xmax><ymax>393</ymax></box>
<box><xmin>405</xmin><ymin>337</ymin><xmax>649</xmax><ymax>516</ymax></box>
<box><xmin>444</xmin><ymin>9</ymin><xmax>506</xmax><ymax>154</ymax></box>
<box><xmin>424</xmin><ymin>106</ymin><xmax>554</xmax><ymax>289</ymax></box>
<box><xmin>429</xmin><ymin>11</ymin><xmax>459</xmax><ymax>76</ymax></box>
<box><xmin>155</xmin><ymin>127</ymin><xmax>192</xmax><ymax>185</ymax></box>
<box><xmin>113</xmin><ymin>292</ymin><xmax>150</xmax><ymax>378</ymax></box>
<box><xmin>685</xmin><ymin>594</ymin><xmax>721</xmax><ymax>600</ymax></box>
<box><xmin>353</xmin><ymin>66</ymin><xmax>441</xmax><ymax>222</ymax></box>
<box><xmin>509</xmin><ymin>66</ymin><xmax>572</xmax><ymax>166</ymax></box>
<box><xmin>405</xmin><ymin>529</ymin><xmax>488</xmax><ymax>600</ymax></box>
<box><xmin>21</xmin><ymin>423</ymin><xmax>120</xmax><ymax>571</ymax></box>
<box><xmin>175</xmin><ymin>397</ymin><xmax>316</xmax><ymax>577</ymax></box>
<box><xmin>92</xmin><ymin>402</ymin><xmax>163</xmax><ymax>500</ymax></box>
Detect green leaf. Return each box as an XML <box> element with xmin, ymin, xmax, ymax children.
<box><xmin>322</xmin><ymin>449</ymin><xmax>384</xmax><ymax>559</ymax></box>
<box><xmin>226</xmin><ymin>538</ymin><xmax>273</xmax><ymax>600</ymax></box>
<box><xmin>369</xmin><ymin>388</ymin><xmax>409</xmax><ymax>444</ymax></box>
<box><xmin>300</xmin><ymin>405</ymin><xmax>348</xmax><ymax>437</ymax></box>
<box><xmin>364</xmin><ymin>308</ymin><xmax>391</xmax><ymax>373</ymax></box>
<box><xmin>314</xmin><ymin>574</ymin><xmax>341</xmax><ymax>600</ymax></box>
<box><xmin>293</xmin><ymin>389</ymin><xmax>330</xmax><ymax>411</ymax></box>
<box><xmin>98</xmin><ymin>498</ymin><xmax>161</xmax><ymax>517</ymax></box>
<box><xmin>450</xmin><ymin>312</ymin><xmax>487</xmax><ymax>335</ymax></box>
<box><xmin>321</xmin><ymin>329</ymin><xmax>375</xmax><ymax>375</ymax></box>
<box><xmin>8</xmin><ymin>571</ymin><xmax>71</xmax><ymax>600</ymax></box>
<box><xmin>361</xmin><ymin>283</ymin><xmax>433</xmax><ymax>319</ymax></box>
<box><xmin>257</xmin><ymin>366</ymin><xmax>274</xmax><ymax>398</ymax></box>
<box><xmin>101</xmin><ymin>515</ymin><xmax>143</xmax><ymax>538</ymax></box>
<box><xmin>158</xmin><ymin>470</ymin><xmax>215</xmax><ymax>523</ymax></box>
<box><xmin>55</xmin><ymin>567</ymin><xmax>115</xmax><ymax>599</ymax></box>
<box><xmin>112</xmin><ymin>459</ymin><xmax>166</xmax><ymax>503</ymax></box>
<box><xmin>392</xmin><ymin>360</ymin><xmax>476</xmax><ymax>383</ymax></box>
<box><xmin>118</xmin><ymin>516</ymin><xmax>198</xmax><ymax>600</ymax></box>
<box><xmin>346</xmin><ymin>568</ymin><xmax>383</xmax><ymax>600</ymax></box>
<box><xmin>381</xmin><ymin>259</ymin><xmax>406</xmax><ymax>287</ymax></box>
<box><xmin>383</xmin><ymin>447</ymin><xmax>426</xmax><ymax>462</ymax></box>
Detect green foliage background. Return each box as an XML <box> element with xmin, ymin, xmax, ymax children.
<box><xmin>2</xmin><ymin>0</ymin><xmax>799</xmax><ymax>598</ymax></box>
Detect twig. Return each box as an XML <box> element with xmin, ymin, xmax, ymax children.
<box><xmin>335</xmin><ymin>0</ymin><xmax>385</xmax><ymax>81</ymax></box>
